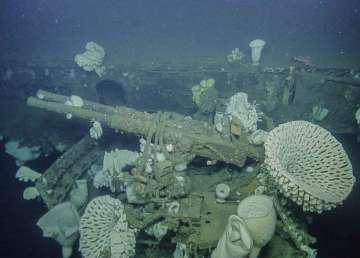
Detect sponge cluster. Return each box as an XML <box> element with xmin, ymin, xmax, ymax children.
<box><xmin>264</xmin><ymin>121</ymin><xmax>355</xmax><ymax>213</ymax></box>
<box><xmin>225</xmin><ymin>92</ymin><xmax>262</xmax><ymax>133</ymax></box>
<box><xmin>74</xmin><ymin>41</ymin><xmax>106</xmax><ymax>77</ymax></box>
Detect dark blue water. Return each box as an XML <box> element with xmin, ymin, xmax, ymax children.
<box><xmin>1</xmin><ymin>0</ymin><xmax>360</xmax><ymax>67</ymax></box>
<box><xmin>0</xmin><ymin>140</ymin><xmax>63</xmax><ymax>258</ymax></box>
<box><xmin>310</xmin><ymin>134</ymin><xmax>360</xmax><ymax>258</ymax></box>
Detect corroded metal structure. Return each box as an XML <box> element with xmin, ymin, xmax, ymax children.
<box><xmin>27</xmin><ymin>90</ymin><xmax>263</xmax><ymax>167</ymax></box>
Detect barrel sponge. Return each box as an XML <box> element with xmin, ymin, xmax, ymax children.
<box><xmin>79</xmin><ymin>195</ymin><xmax>136</xmax><ymax>258</ymax></box>
<box><xmin>264</xmin><ymin>120</ymin><xmax>355</xmax><ymax>213</ymax></box>
<box><xmin>237</xmin><ymin>195</ymin><xmax>276</xmax><ymax>250</ymax></box>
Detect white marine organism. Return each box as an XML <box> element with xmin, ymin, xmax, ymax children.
<box><xmin>23</xmin><ymin>186</ymin><xmax>40</xmax><ymax>200</ymax></box>
<box><xmin>214</xmin><ymin>111</ymin><xmax>225</xmax><ymax>133</ymax></box>
<box><xmin>173</xmin><ymin>243</ymin><xmax>190</xmax><ymax>258</ymax></box>
<box><xmin>93</xmin><ymin>169</ymin><xmax>108</xmax><ymax>189</ymax></box>
<box><xmin>225</xmin><ymin>92</ymin><xmax>262</xmax><ymax>133</ymax></box>
<box><xmin>93</xmin><ymin>149</ymin><xmax>139</xmax><ymax>192</ymax></box>
<box><xmin>74</xmin><ymin>41</ymin><xmax>106</xmax><ymax>77</ymax></box>
<box><xmin>6</xmin><ymin>141</ymin><xmax>41</xmax><ymax>166</ymax></box>
<box><xmin>79</xmin><ymin>195</ymin><xmax>136</xmax><ymax>258</ymax></box>
<box><xmin>145</xmin><ymin>221</ymin><xmax>168</xmax><ymax>241</ymax></box>
<box><xmin>37</xmin><ymin>91</ymin><xmax>45</xmax><ymax>99</ymax></box>
<box><xmin>167</xmin><ymin>201</ymin><xmax>180</xmax><ymax>215</ymax></box>
<box><xmin>206</xmin><ymin>160</ymin><xmax>217</xmax><ymax>166</ymax></box>
<box><xmin>37</xmin><ymin>202</ymin><xmax>80</xmax><ymax>258</ymax></box>
<box><xmin>211</xmin><ymin>215</ymin><xmax>253</xmax><ymax>258</ymax></box>
<box><xmin>215</xmin><ymin>183</ymin><xmax>231</xmax><ymax>203</ymax></box>
<box><xmin>103</xmin><ymin>149</ymin><xmax>138</xmax><ymax>176</ymax></box>
<box><xmin>55</xmin><ymin>142</ymin><xmax>68</xmax><ymax>153</ymax></box>
<box><xmin>64</xmin><ymin>95</ymin><xmax>84</xmax><ymax>119</ymax></box>
<box><xmin>174</xmin><ymin>162</ymin><xmax>188</xmax><ymax>172</ymax></box>
<box><xmin>312</xmin><ymin>105</ymin><xmax>329</xmax><ymax>121</ymax></box>
<box><xmin>227</xmin><ymin>48</ymin><xmax>245</xmax><ymax>63</ymax></box>
<box><xmin>245</xmin><ymin>166</ymin><xmax>254</xmax><ymax>173</ymax></box>
<box><xmin>155</xmin><ymin>152</ymin><xmax>166</xmax><ymax>162</ymax></box>
<box><xmin>355</xmin><ymin>107</ymin><xmax>360</xmax><ymax>126</ymax></box>
<box><xmin>125</xmin><ymin>183</ymin><xmax>146</xmax><ymax>204</ymax></box>
<box><xmin>145</xmin><ymin>158</ymin><xmax>153</xmax><ymax>174</ymax></box>
<box><xmin>254</xmin><ymin>185</ymin><xmax>266</xmax><ymax>195</ymax></box>
<box><xmin>166</xmin><ymin>143</ymin><xmax>174</xmax><ymax>152</ymax></box>
<box><xmin>139</xmin><ymin>137</ymin><xmax>146</xmax><ymax>152</ymax></box>
<box><xmin>248</xmin><ymin>129</ymin><xmax>268</xmax><ymax>145</ymax></box>
<box><xmin>237</xmin><ymin>195</ymin><xmax>276</xmax><ymax>258</ymax></box>
<box><xmin>89</xmin><ymin>120</ymin><xmax>103</xmax><ymax>140</ymax></box>
<box><xmin>249</xmin><ymin>39</ymin><xmax>266</xmax><ymax>65</ymax></box>
<box><xmin>264</xmin><ymin>121</ymin><xmax>355</xmax><ymax>213</ymax></box>
<box><xmin>65</xmin><ymin>95</ymin><xmax>84</xmax><ymax>107</ymax></box>
<box><xmin>70</xmin><ymin>179</ymin><xmax>88</xmax><ymax>210</ymax></box>
<box><xmin>16</xmin><ymin>166</ymin><xmax>41</xmax><ymax>182</ymax></box>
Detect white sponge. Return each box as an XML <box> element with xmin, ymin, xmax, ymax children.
<box><xmin>237</xmin><ymin>195</ymin><xmax>276</xmax><ymax>258</ymax></box>
<box><xmin>16</xmin><ymin>166</ymin><xmax>41</xmax><ymax>182</ymax></box>
<box><xmin>79</xmin><ymin>195</ymin><xmax>136</xmax><ymax>258</ymax></box>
